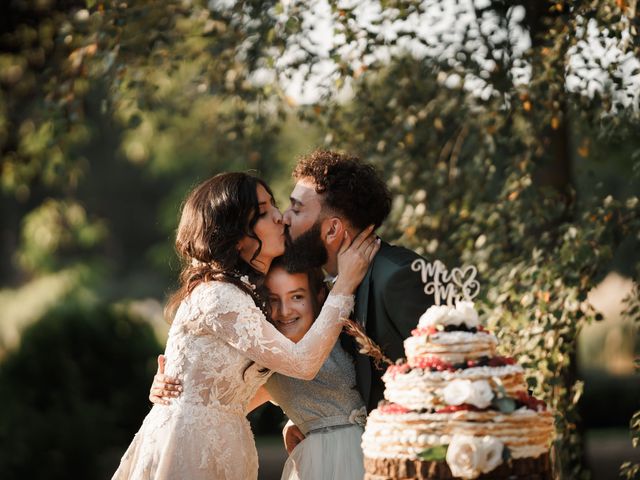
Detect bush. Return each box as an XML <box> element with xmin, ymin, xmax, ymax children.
<box><xmin>0</xmin><ymin>302</ymin><xmax>162</xmax><ymax>480</ymax></box>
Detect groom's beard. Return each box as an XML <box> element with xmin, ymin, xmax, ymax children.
<box><xmin>283</xmin><ymin>222</ymin><xmax>328</xmax><ymax>273</ymax></box>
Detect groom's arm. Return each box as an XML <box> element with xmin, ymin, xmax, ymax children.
<box><xmin>149</xmin><ymin>355</ymin><xmax>182</xmax><ymax>405</ymax></box>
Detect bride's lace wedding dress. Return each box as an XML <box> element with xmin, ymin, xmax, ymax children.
<box><xmin>112</xmin><ymin>281</ymin><xmax>354</xmax><ymax>480</ymax></box>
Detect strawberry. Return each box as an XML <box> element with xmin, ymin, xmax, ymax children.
<box><xmin>412</xmin><ymin>356</ymin><xmax>455</xmax><ymax>372</ymax></box>
<box><xmin>487</xmin><ymin>356</ymin><xmax>517</xmax><ymax>367</ymax></box>
<box><xmin>385</xmin><ymin>363</ymin><xmax>411</xmax><ymax>378</ymax></box>
<box><xmin>379</xmin><ymin>403</ymin><xmax>411</xmax><ymax>414</ymax></box>
<box><xmin>411</xmin><ymin>326</ymin><xmax>438</xmax><ymax>336</ymax></box>
<box><xmin>515</xmin><ymin>391</ymin><xmax>547</xmax><ymax>411</ymax></box>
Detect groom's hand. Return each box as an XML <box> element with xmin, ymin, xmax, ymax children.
<box><xmin>149</xmin><ymin>354</ymin><xmax>182</xmax><ymax>406</ymax></box>
<box><xmin>282</xmin><ymin>419</ymin><xmax>305</xmax><ymax>454</ymax></box>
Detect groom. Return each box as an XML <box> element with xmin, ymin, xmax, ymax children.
<box><xmin>280</xmin><ymin>150</ymin><xmax>433</xmax><ymax>450</ymax></box>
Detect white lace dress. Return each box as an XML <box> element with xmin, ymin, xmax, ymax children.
<box><xmin>112</xmin><ymin>281</ymin><xmax>354</xmax><ymax>480</ymax></box>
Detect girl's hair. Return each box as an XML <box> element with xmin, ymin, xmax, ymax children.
<box><xmin>165</xmin><ymin>172</ymin><xmax>275</xmax><ymax>322</ymax></box>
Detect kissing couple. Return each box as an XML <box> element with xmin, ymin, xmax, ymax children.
<box><xmin>112</xmin><ymin>150</ymin><xmax>433</xmax><ymax>479</ymax></box>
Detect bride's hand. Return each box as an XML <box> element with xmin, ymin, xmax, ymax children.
<box><xmin>332</xmin><ymin>225</ymin><xmax>380</xmax><ymax>295</ymax></box>
<box><xmin>149</xmin><ymin>355</ymin><xmax>183</xmax><ymax>406</ymax></box>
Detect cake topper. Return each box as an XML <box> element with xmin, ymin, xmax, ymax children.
<box><xmin>411</xmin><ymin>259</ymin><xmax>480</xmax><ymax>305</ymax></box>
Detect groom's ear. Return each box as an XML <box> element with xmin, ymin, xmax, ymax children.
<box><xmin>323</xmin><ymin>217</ymin><xmax>345</xmax><ymax>247</ymax></box>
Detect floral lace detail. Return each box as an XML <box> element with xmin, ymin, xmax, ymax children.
<box><xmin>113</xmin><ymin>281</ymin><xmax>354</xmax><ymax>480</ymax></box>
<box><xmin>323</xmin><ymin>293</ymin><xmax>355</xmax><ymax>319</ymax></box>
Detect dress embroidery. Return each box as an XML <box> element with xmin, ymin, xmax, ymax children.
<box><xmin>112</xmin><ymin>281</ymin><xmax>354</xmax><ymax>480</ymax></box>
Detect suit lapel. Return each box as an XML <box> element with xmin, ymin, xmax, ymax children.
<box><xmin>353</xmin><ymin>263</ymin><xmax>374</xmax><ymax>408</ymax></box>
<box><xmin>354</xmin><ymin>263</ymin><xmax>373</xmax><ymax>327</ymax></box>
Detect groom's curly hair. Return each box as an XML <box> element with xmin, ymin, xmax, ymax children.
<box><xmin>292</xmin><ymin>150</ymin><xmax>392</xmax><ymax>230</ymax></box>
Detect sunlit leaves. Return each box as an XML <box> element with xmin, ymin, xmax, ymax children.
<box><xmin>2</xmin><ymin>0</ymin><xmax>284</xmax><ymax>282</ymax></box>
<box><xmin>17</xmin><ymin>199</ymin><xmax>107</xmax><ymax>274</ymax></box>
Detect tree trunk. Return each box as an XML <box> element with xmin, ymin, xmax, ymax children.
<box><xmin>522</xmin><ymin>1</ymin><xmax>573</xmax><ymax>198</ymax></box>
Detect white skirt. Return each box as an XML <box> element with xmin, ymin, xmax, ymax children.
<box><xmin>281</xmin><ymin>424</ymin><xmax>365</xmax><ymax>480</ymax></box>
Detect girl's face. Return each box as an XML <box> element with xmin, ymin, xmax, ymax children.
<box><xmin>266</xmin><ymin>267</ymin><xmax>315</xmax><ymax>343</ymax></box>
<box><xmin>237</xmin><ymin>184</ymin><xmax>285</xmax><ymax>270</ymax></box>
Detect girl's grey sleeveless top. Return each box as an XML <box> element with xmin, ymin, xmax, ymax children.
<box><xmin>264</xmin><ymin>340</ymin><xmax>366</xmax><ymax>435</ymax></box>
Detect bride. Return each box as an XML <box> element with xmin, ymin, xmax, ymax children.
<box><xmin>111</xmin><ymin>172</ymin><xmax>379</xmax><ymax>479</ymax></box>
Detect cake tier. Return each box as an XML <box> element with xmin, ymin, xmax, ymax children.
<box><xmin>363</xmin><ymin>452</ymin><xmax>551</xmax><ymax>480</ymax></box>
<box><xmin>362</xmin><ymin>408</ymin><xmax>555</xmax><ymax>461</ymax></box>
<box><xmin>383</xmin><ymin>364</ymin><xmax>526</xmax><ymax>411</ymax></box>
<box><xmin>405</xmin><ymin>331</ymin><xmax>498</xmax><ymax>365</ymax></box>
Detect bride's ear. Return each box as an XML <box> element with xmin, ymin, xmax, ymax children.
<box><xmin>236</xmin><ymin>238</ymin><xmax>245</xmax><ymax>254</ymax></box>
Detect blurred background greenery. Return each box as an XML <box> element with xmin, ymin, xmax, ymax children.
<box><xmin>1</xmin><ymin>1</ymin><xmax>639</xmax><ymax>479</ymax></box>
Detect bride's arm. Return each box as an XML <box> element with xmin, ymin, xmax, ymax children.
<box><xmin>203</xmin><ymin>288</ymin><xmax>353</xmax><ymax>380</ymax></box>
<box><xmin>201</xmin><ymin>227</ymin><xmax>379</xmax><ymax>380</ymax></box>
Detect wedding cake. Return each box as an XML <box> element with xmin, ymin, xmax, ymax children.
<box><xmin>361</xmin><ymin>298</ymin><xmax>555</xmax><ymax>480</ymax></box>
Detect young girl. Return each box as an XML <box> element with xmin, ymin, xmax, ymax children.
<box><xmin>151</xmin><ymin>259</ymin><xmax>367</xmax><ymax>479</ymax></box>
<box><xmin>113</xmin><ymin>172</ymin><xmax>379</xmax><ymax>479</ymax></box>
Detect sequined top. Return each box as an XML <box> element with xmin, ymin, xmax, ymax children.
<box><xmin>264</xmin><ymin>339</ymin><xmax>367</xmax><ymax>435</ymax></box>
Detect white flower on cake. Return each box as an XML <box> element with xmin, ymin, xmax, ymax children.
<box><xmin>417</xmin><ymin>302</ymin><xmax>480</xmax><ymax>329</ymax></box>
<box><xmin>418</xmin><ymin>305</ymin><xmax>451</xmax><ymax>328</ymax></box>
<box><xmin>442</xmin><ymin>379</ymin><xmax>494</xmax><ymax>409</ymax></box>
<box><xmin>446</xmin><ymin>435</ymin><xmax>504</xmax><ymax>479</ymax></box>
<box><xmin>479</xmin><ymin>436</ymin><xmax>504</xmax><ymax>473</ymax></box>
<box><xmin>449</xmin><ymin>301</ymin><xmax>479</xmax><ymax>328</ymax></box>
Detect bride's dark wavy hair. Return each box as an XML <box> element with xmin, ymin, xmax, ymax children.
<box><xmin>165</xmin><ymin>172</ymin><xmax>274</xmax><ymax>322</ymax></box>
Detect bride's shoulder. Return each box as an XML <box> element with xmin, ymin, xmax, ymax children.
<box><xmin>190</xmin><ymin>280</ymin><xmax>252</xmax><ymax>307</ymax></box>
<box><xmin>174</xmin><ymin>281</ymin><xmax>253</xmax><ymax>323</ymax></box>
<box><xmin>192</xmin><ymin>279</ymin><xmax>246</xmax><ymax>296</ymax></box>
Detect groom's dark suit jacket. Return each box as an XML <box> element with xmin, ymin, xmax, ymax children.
<box><xmin>342</xmin><ymin>241</ymin><xmax>434</xmax><ymax>412</ymax></box>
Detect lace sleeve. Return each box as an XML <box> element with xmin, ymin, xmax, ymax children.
<box><xmin>195</xmin><ymin>282</ymin><xmax>354</xmax><ymax>380</ymax></box>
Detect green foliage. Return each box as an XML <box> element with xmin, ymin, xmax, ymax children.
<box><xmin>417</xmin><ymin>445</ymin><xmax>448</xmax><ymax>461</ymax></box>
<box><xmin>0</xmin><ymin>301</ymin><xmax>162</xmax><ymax>479</ymax></box>
<box><xmin>0</xmin><ymin>265</ymin><xmax>98</xmax><ymax>358</ymax></box>
<box><xmin>0</xmin><ymin>1</ymin><xmax>93</xmax><ymax>195</ymax></box>
<box><xmin>17</xmin><ymin>199</ymin><xmax>107</xmax><ymax>274</ymax></box>
<box><xmin>274</xmin><ymin>2</ymin><xmax>640</xmax><ymax>477</ymax></box>
<box><xmin>621</xmin><ymin>460</ymin><xmax>640</xmax><ymax>480</ymax></box>
<box><xmin>1</xmin><ymin>0</ymin><xmax>288</xmax><ymax>291</ymax></box>
<box><xmin>1</xmin><ymin>0</ymin><xmax>281</xmax><ymax>191</ymax></box>
<box><xmin>620</xmin><ymin>280</ymin><xmax>640</xmax><ymax>479</ymax></box>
